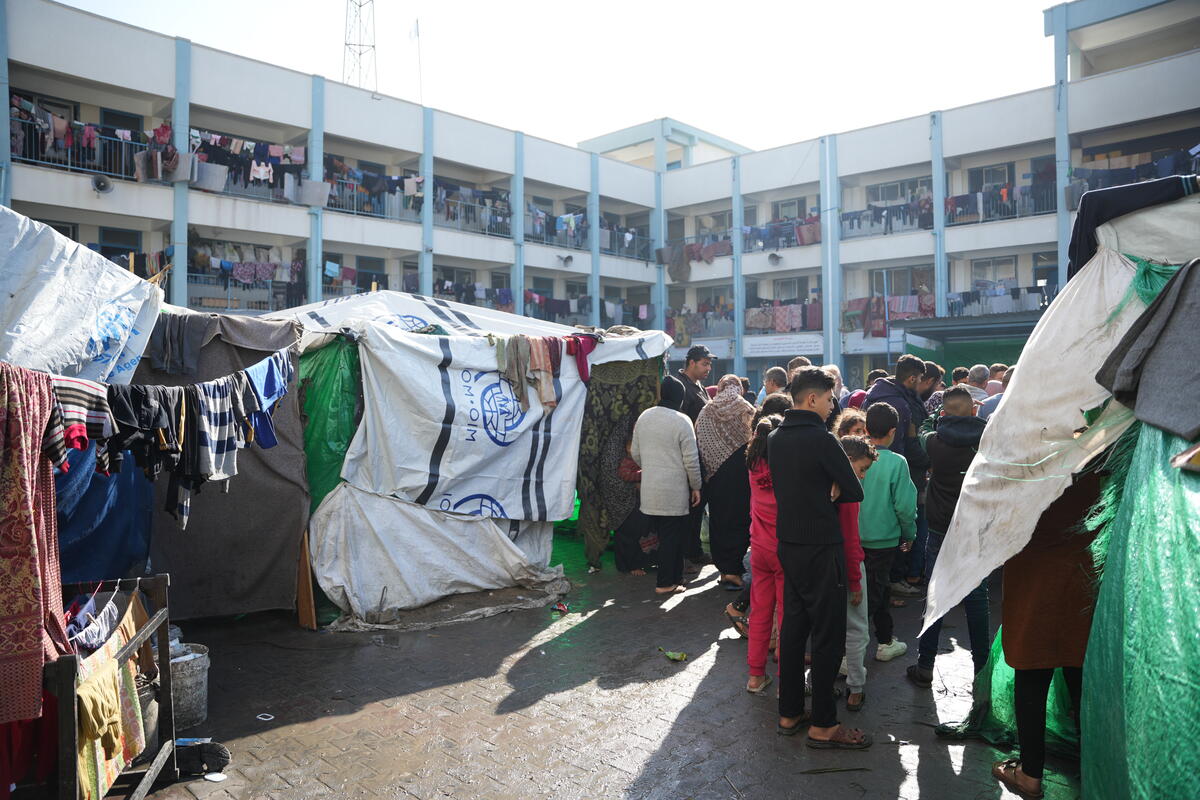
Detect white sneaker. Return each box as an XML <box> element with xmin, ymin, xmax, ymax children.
<box><xmin>875</xmin><ymin>639</ymin><xmax>908</xmax><ymax>662</ymax></box>
<box><xmin>889</xmin><ymin>581</ymin><xmax>923</xmax><ymax>597</ymax></box>
<box><xmin>838</xmin><ymin>657</ymin><xmax>848</xmax><ymax>677</ymax></box>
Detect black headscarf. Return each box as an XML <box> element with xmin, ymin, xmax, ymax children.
<box><xmin>659</xmin><ymin>375</ymin><xmax>685</xmax><ymax>411</ymax></box>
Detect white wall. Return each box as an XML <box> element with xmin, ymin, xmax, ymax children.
<box><xmin>434</xmin><ymin>112</ymin><xmax>514</xmax><ymax>175</ymax></box>
<box><xmin>12</xmin><ymin>165</ymin><xmax>173</xmax><ymax>221</ymax></box>
<box><xmin>742</xmin><ymin>247</ymin><xmax>821</xmax><ymax>276</ymax></box>
<box><xmin>599</xmin><ymin>158</ymin><xmax>655</xmax><ymax>207</ymax></box>
<box><xmin>841</xmin><ymin>230</ymin><xmax>934</xmax><ymax>265</ymax></box>
<box><xmin>944</xmin><ymin>215</ymin><xmax>1056</xmax><ymax>255</ymax></box>
<box><xmin>741</xmin><ymin>141</ymin><xmax>820</xmax><ymax>195</ymax></box>
<box><xmin>943</xmin><ymin>87</ymin><xmax>1055</xmax><ymax>158</ymax></box>
<box><xmin>9</xmin><ymin>0</ymin><xmax>175</xmax><ymax>100</ymax></box>
<box><xmin>838</xmin><ymin>116</ymin><xmax>929</xmax><ymax>177</ymax></box>
<box><xmin>1069</xmin><ymin>49</ymin><xmax>1200</xmax><ymax>133</ymax></box>
<box><xmin>525</xmin><ymin>137</ymin><xmax>590</xmax><ymax>192</ymax></box>
<box><xmin>189</xmin><ymin>191</ymin><xmax>309</xmax><ymax>239</ymax></box>
<box><xmin>663</xmin><ymin>159</ymin><xmax>732</xmax><ymax>208</ymax></box>
<box><xmin>324</xmin><ymin>212</ymin><xmax>422</xmax><ymax>253</ymax></box>
<box><xmin>432</xmin><ymin>228</ymin><xmax>514</xmax><ymax>264</ymax></box>
<box><xmin>192</xmin><ymin>46</ymin><xmax>311</xmax><ymax>129</ymax></box>
<box><xmin>325</xmin><ymin>84</ymin><xmax>423</xmax><ymax>153</ymax></box>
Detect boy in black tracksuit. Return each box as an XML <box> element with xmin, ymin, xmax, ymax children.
<box><xmin>768</xmin><ymin>367</ymin><xmax>870</xmax><ymax>749</ymax></box>
<box><xmin>906</xmin><ymin>385</ymin><xmax>991</xmax><ymax>686</ymax></box>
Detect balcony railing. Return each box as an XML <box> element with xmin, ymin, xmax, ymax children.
<box><xmin>840</xmin><ymin>205</ymin><xmax>927</xmax><ymax>240</ymax></box>
<box><xmin>525</xmin><ymin>214</ymin><xmax>589</xmax><ymax>251</ymax></box>
<box><xmin>435</xmin><ymin>201</ymin><xmax>513</xmax><ymax>238</ymax></box>
<box><xmin>945</xmin><ymin>284</ymin><xmax>1058</xmax><ymax>317</ymax></box>
<box><xmin>743</xmin><ymin>219</ymin><xmax>821</xmax><ymax>252</ymax></box>
<box><xmin>327</xmin><ymin>179</ymin><xmax>421</xmax><ymax>222</ymax></box>
<box><xmin>11</xmin><ymin>116</ymin><xmax>153</xmax><ymax>182</ymax></box>
<box><xmin>186</xmin><ymin>272</ymin><xmax>312</xmax><ymax>313</ymax></box>
<box><xmin>945</xmin><ymin>184</ymin><xmax>1056</xmax><ymax>227</ymax></box>
<box><xmin>599</xmin><ymin>230</ymin><xmax>653</xmax><ymax>261</ymax></box>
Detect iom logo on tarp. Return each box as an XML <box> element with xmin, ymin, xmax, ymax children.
<box><xmin>481</xmin><ymin>377</ymin><xmax>526</xmax><ymax>446</ymax></box>
<box><xmin>449</xmin><ymin>493</ymin><xmax>508</xmax><ymax>518</ymax></box>
<box><xmin>383</xmin><ymin>314</ymin><xmax>429</xmax><ymax>331</ymax></box>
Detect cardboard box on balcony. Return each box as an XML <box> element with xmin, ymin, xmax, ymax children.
<box><xmin>1086</xmin><ymin>157</ymin><xmax>1109</xmax><ymax>169</ymax></box>
<box><xmin>1133</xmin><ymin>152</ymin><xmax>1152</xmax><ymax>166</ymax></box>
<box><xmin>1109</xmin><ymin>155</ymin><xmax>1132</xmax><ymax>169</ymax></box>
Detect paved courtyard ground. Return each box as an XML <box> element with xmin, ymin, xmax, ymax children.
<box><xmin>148</xmin><ymin>535</ymin><xmax>1081</xmax><ymax>799</ymax></box>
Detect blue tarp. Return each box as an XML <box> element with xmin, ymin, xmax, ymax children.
<box><xmin>55</xmin><ymin>444</ymin><xmax>154</xmax><ymax>583</ymax></box>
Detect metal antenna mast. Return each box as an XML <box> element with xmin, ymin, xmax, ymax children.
<box><xmin>343</xmin><ymin>0</ymin><xmax>378</xmax><ymax>92</ymax></box>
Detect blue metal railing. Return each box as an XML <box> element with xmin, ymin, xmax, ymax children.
<box><xmin>327</xmin><ymin>178</ymin><xmax>421</xmax><ymax>222</ymax></box>
<box><xmin>435</xmin><ymin>201</ymin><xmax>513</xmax><ymax>238</ymax></box>
<box><xmin>10</xmin><ymin>116</ymin><xmax>152</xmax><ymax>181</ymax></box>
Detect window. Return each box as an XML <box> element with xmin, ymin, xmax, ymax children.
<box><xmin>14</xmin><ymin>90</ymin><xmax>79</xmax><ymax>126</ymax></box>
<box><xmin>602</xmin><ymin>284</ymin><xmax>624</xmax><ymax>300</ymax></box>
<box><xmin>666</xmin><ymin>161</ymin><xmax>681</xmax><ymax>170</ymax></box>
<box><xmin>699</xmin><ymin>284</ymin><xmax>732</xmax><ymax>306</ymax></box>
<box><xmin>745</xmin><ymin>279</ymin><xmax>759</xmax><ymax>303</ymax></box>
<box><xmin>625</xmin><ymin>212</ymin><xmax>649</xmax><ymax>235</ymax></box>
<box><xmin>490</xmin><ymin>271</ymin><xmax>510</xmax><ymax>289</ymax></box>
<box><xmin>742</xmin><ymin>204</ymin><xmax>758</xmax><ymax>226</ymax></box>
<box><xmin>667</xmin><ymin>217</ymin><xmax>685</xmax><ymax>241</ymax></box>
<box><xmin>866</xmin><ymin>176</ymin><xmax>932</xmax><ymax>204</ymax></box>
<box><xmin>869</xmin><ymin>264</ymin><xmax>933</xmax><ymax>297</ymax></box>
<box><xmin>772</xmin><ymin>198</ymin><xmax>806</xmax><ymax>220</ymax></box>
<box><xmin>968</xmin><ymin>163</ymin><xmax>1015</xmax><ymax>193</ymax></box>
<box><xmin>39</xmin><ymin>220</ymin><xmax>77</xmax><ymax>241</ymax></box>
<box><xmin>98</xmin><ymin>227</ymin><xmax>140</xmax><ymax>261</ymax></box>
<box><xmin>602</xmin><ymin>212</ymin><xmax>621</xmax><ymax>227</ymax></box>
<box><xmin>532</xmin><ymin>277</ymin><xmax>555</xmax><ymax>296</ymax></box>
<box><xmin>435</xmin><ymin>266</ymin><xmax>475</xmax><ymax>286</ymax></box>
<box><xmin>668</xmin><ymin>287</ymin><xmax>686</xmax><ymax>311</ymax></box>
<box><xmin>969</xmin><ymin>256</ymin><xmax>1017</xmax><ymax>289</ymax></box>
<box><xmin>627</xmin><ymin>286</ymin><xmax>651</xmax><ymax>306</ymax></box>
<box><xmin>358</xmin><ymin>160</ymin><xmax>385</xmax><ymax>175</ymax></box>
<box><xmin>100</xmin><ymin>108</ymin><xmax>142</xmax><ymax>131</ymax></box>
<box><xmin>531</xmin><ymin>195</ymin><xmax>554</xmax><ymax>214</ymax></box>
<box><xmin>773</xmin><ymin>276</ymin><xmax>811</xmax><ymax>302</ymax></box>
<box><xmin>1033</xmin><ymin>251</ymin><xmax>1058</xmax><ymax>288</ymax></box>
<box><xmin>694</xmin><ymin>211</ymin><xmax>731</xmax><ymax>236</ymax></box>
<box><xmin>356</xmin><ymin>255</ymin><xmax>387</xmax><ymax>290</ymax></box>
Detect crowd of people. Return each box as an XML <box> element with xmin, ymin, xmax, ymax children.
<box><xmin>616</xmin><ymin>345</ymin><xmax>1065</xmax><ymax>795</ymax></box>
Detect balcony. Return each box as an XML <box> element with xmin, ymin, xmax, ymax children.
<box><xmin>745</xmin><ymin>301</ymin><xmax>824</xmax><ymax>335</ymax></box>
<box><xmin>841</xmin><ymin>203</ymin><xmax>930</xmax><ymax>240</ymax></box>
<box><xmin>599</xmin><ymin>229</ymin><xmax>653</xmax><ymax>261</ymax></box>
<box><xmin>743</xmin><ymin>218</ymin><xmax>822</xmax><ymax>252</ymax></box>
<box><xmin>186</xmin><ymin>272</ymin><xmax>314</xmax><ymax>313</ymax></box>
<box><xmin>525</xmin><ymin>212</ymin><xmax>588</xmax><ymax>251</ymax></box>
<box><xmin>945</xmin><ymin>284</ymin><xmax>1057</xmax><ymax>317</ymax></box>
<box><xmin>945</xmin><ymin>184</ymin><xmax>1056</xmax><ymax>227</ymax></box>
<box><xmin>664</xmin><ymin>233</ymin><xmax>735</xmax><ymax>263</ymax></box>
<box><xmin>840</xmin><ymin>292</ymin><xmax>936</xmax><ymax>335</ymax></box>
<box><xmin>434</xmin><ymin>201</ymin><xmax>513</xmax><ymax>238</ymax></box>
<box><xmin>10</xmin><ymin>116</ymin><xmax>156</xmax><ymax>182</ymax></box>
<box><xmin>327</xmin><ymin>178</ymin><xmax>420</xmax><ymax>223</ymax></box>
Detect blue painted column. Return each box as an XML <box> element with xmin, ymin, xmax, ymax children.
<box><xmin>588</xmin><ymin>153</ymin><xmax>601</xmax><ymax>327</ymax></box>
<box><xmin>930</xmin><ymin>111</ymin><xmax>948</xmax><ymax>317</ymax></box>
<box><xmin>512</xmin><ymin>132</ymin><xmax>525</xmax><ymax>315</ymax></box>
<box><xmin>420</xmin><ymin>107</ymin><xmax>434</xmax><ymax>296</ymax></box>
<box><xmin>0</xmin><ymin>1</ymin><xmax>11</xmax><ymax>208</ymax></box>
<box><xmin>307</xmin><ymin>76</ymin><xmax>325</xmax><ymax>305</ymax></box>
<box><xmin>170</xmin><ymin>38</ymin><xmax>190</xmax><ymax>308</ymax></box>
<box><xmin>651</xmin><ymin>138</ymin><xmax>667</xmax><ymax>331</ymax></box>
<box><xmin>1052</xmin><ymin>4</ymin><xmax>1071</xmax><ymax>288</ymax></box>
<box><xmin>731</xmin><ymin>156</ymin><xmax>745</xmax><ymax>376</ymax></box>
<box><xmin>819</xmin><ymin>135</ymin><xmax>843</xmax><ymax>370</ymax></box>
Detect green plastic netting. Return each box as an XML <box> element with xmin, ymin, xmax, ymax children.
<box><xmin>299</xmin><ymin>337</ymin><xmax>362</xmax><ymax>514</ymax></box>
<box><xmin>1082</xmin><ymin>424</ymin><xmax>1200</xmax><ymax>799</ymax></box>
<box><xmin>935</xmin><ymin>627</ymin><xmax>1080</xmax><ymax>756</ymax></box>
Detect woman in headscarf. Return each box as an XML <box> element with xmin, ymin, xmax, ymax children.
<box><xmin>696</xmin><ymin>374</ymin><xmax>756</xmax><ymax>589</ymax></box>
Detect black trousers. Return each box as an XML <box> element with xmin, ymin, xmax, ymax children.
<box><xmin>706</xmin><ymin>453</ymin><xmax>751</xmax><ymax>577</ymax></box>
<box><xmin>863</xmin><ymin>546</ymin><xmax>897</xmax><ymax>645</ymax></box>
<box><xmin>614</xmin><ymin>509</ymin><xmax>652</xmax><ymax>572</ymax></box>
<box><xmin>1014</xmin><ymin>666</ymin><xmax>1083</xmax><ymax>780</ymax></box>
<box><xmin>647</xmin><ymin>513</ymin><xmax>688</xmax><ymax>588</ymax></box>
<box><xmin>684</xmin><ymin>485</ymin><xmax>707</xmax><ymax>561</ymax></box>
<box><xmin>777</xmin><ymin>541</ymin><xmax>846</xmax><ymax>728</ymax></box>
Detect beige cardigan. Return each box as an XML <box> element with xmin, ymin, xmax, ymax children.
<box><xmin>630</xmin><ymin>406</ymin><xmax>702</xmax><ymax>517</ymax></box>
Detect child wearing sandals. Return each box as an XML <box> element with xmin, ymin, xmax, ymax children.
<box><xmin>838</xmin><ymin>435</ymin><xmax>878</xmax><ymax>713</ymax></box>
<box><xmin>743</xmin><ymin>413</ymin><xmax>785</xmax><ymax>696</ymax></box>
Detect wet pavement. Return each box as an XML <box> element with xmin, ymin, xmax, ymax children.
<box><xmin>149</xmin><ymin>535</ymin><xmax>1081</xmax><ymax>799</ymax></box>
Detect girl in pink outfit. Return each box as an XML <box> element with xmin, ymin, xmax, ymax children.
<box><xmin>745</xmin><ymin>413</ymin><xmax>786</xmax><ymax>694</ymax></box>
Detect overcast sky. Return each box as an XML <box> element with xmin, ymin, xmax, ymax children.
<box><xmin>61</xmin><ymin>0</ymin><xmax>1057</xmax><ymax>151</ymax></box>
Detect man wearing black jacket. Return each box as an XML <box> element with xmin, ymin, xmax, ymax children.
<box><xmin>768</xmin><ymin>367</ymin><xmax>871</xmax><ymax>749</ymax></box>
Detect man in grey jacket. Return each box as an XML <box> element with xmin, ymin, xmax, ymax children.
<box><xmin>632</xmin><ymin>375</ymin><xmax>703</xmax><ymax>595</ymax></box>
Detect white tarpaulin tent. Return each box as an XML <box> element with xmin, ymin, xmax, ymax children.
<box><xmin>923</xmin><ymin>195</ymin><xmax>1200</xmax><ymax>631</ymax></box>
<box><xmin>0</xmin><ymin>207</ymin><xmax>161</xmax><ymax>383</ymax></box>
<box><xmin>269</xmin><ymin>291</ymin><xmax>671</xmax><ymax>618</ymax></box>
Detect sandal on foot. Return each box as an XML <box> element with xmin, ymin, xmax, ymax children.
<box><xmin>724</xmin><ymin>606</ymin><xmax>749</xmax><ymax>637</ymax></box>
<box><xmin>846</xmin><ymin>690</ymin><xmax>866</xmax><ymax>712</ymax></box>
<box><xmin>746</xmin><ymin>675</ymin><xmax>773</xmax><ymax>695</ymax></box>
<box><xmin>807</xmin><ymin>726</ymin><xmax>872</xmax><ymax>750</ymax></box>
<box><xmin>776</xmin><ymin>713</ymin><xmax>810</xmax><ymax>736</ymax></box>
<box><xmin>992</xmin><ymin>759</ymin><xmax>1044</xmax><ymax>799</ymax></box>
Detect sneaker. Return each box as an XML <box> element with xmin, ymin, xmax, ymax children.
<box><xmin>906</xmin><ymin>664</ymin><xmax>934</xmax><ymax>687</ymax></box>
<box><xmin>889</xmin><ymin>581</ymin><xmax>924</xmax><ymax>598</ymax></box>
<box><xmin>838</xmin><ymin>657</ymin><xmax>848</xmax><ymax>677</ymax></box>
<box><xmin>875</xmin><ymin>639</ymin><xmax>908</xmax><ymax>662</ymax></box>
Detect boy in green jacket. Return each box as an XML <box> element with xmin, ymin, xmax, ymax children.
<box><xmin>858</xmin><ymin>402</ymin><xmax>918</xmax><ymax>662</ymax></box>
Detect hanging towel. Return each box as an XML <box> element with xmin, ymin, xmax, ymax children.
<box><xmin>504</xmin><ymin>335</ymin><xmax>531</xmax><ymax>412</ymax></box>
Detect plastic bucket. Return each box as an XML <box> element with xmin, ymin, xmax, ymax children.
<box><xmin>171</xmin><ymin>644</ymin><xmax>210</xmax><ymax>730</ymax></box>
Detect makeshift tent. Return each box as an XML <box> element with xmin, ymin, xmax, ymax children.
<box><xmin>0</xmin><ymin>206</ymin><xmax>160</xmax><ymax>382</ymax></box>
<box><xmin>136</xmin><ymin>309</ymin><xmax>308</xmax><ymax>620</ymax></box>
<box><xmin>268</xmin><ymin>291</ymin><xmax>671</xmax><ymax>621</ymax></box>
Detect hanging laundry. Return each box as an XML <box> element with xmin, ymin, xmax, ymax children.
<box><xmin>504</xmin><ymin>335</ymin><xmax>532</xmax><ymax>412</ymax></box>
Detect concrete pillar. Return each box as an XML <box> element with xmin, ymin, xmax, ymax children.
<box><xmin>1052</xmin><ymin>4</ymin><xmax>1071</xmax><ymax>288</ymax></box>
<box><xmin>0</xmin><ymin>2</ymin><xmax>11</xmax><ymax>208</ymax></box>
<box><xmin>819</xmin><ymin>135</ymin><xmax>843</xmax><ymax>370</ymax></box>
<box><xmin>731</xmin><ymin>156</ymin><xmax>745</xmax><ymax>376</ymax></box>
<box><xmin>588</xmin><ymin>153</ymin><xmax>600</xmax><ymax>327</ymax></box>
<box><xmin>307</xmin><ymin>75</ymin><xmax>325</xmax><ymax>304</ymax></box>
<box><xmin>170</xmin><ymin>38</ymin><xmax>190</xmax><ymax>308</ymax></box>
<box><xmin>931</xmin><ymin>111</ymin><xmax>948</xmax><ymax>316</ymax></box>
<box><xmin>420</xmin><ymin>107</ymin><xmax>434</xmax><ymax>296</ymax></box>
<box><xmin>651</xmin><ymin>138</ymin><xmax>667</xmax><ymax>331</ymax></box>
<box><xmin>512</xmin><ymin>132</ymin><xmax>525</xmax><ymax>315</ymax></box>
